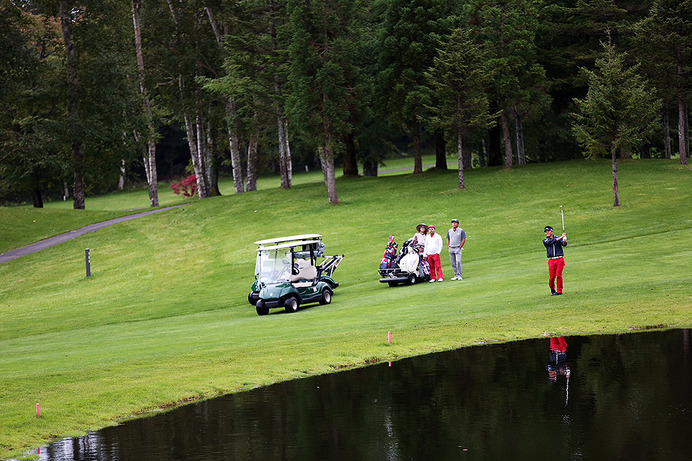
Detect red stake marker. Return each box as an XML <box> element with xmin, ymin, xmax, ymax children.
<box><xmin>36</xmin><ymin>403</ymin><xmax>40</xmax><ymax>418</ymax></box>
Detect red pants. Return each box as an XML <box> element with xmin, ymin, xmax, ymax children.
<box><xmin>427</xmin><ymin>254</ymin><xmax>443</xmax><ymax>280</ymax></box>
<box><xmin>548</xmin><ymin>257</ymin><xmax>565</xmax><ymax>293</ymax></box>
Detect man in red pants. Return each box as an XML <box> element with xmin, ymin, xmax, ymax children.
<box><xmin>543</xmin><ymin>226</ymin><xmax>567</xmax><ymax>296</ymax></box>
<box><xmin>424</xmin><ymin>225</ymin><xmax>444</xmax><ymax>282</ymax></box>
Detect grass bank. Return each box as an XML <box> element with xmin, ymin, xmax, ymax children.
<box><xmin>1</xmin><ymin>158</ymin><xmax>691</xmax><ymax>459</ymax></box>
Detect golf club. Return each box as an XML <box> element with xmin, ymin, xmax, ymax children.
<box><xmin>560</xmin><ymin>205</ymin><xmax>565</xmax><ymax>234</ymax></box>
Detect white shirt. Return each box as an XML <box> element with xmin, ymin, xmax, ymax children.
<box><xmin>424</xmin><ymin>232</ymin><xmax>443</xmax><ymax>255</ymax></box>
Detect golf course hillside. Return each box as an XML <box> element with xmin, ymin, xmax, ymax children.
<box><xmin>1</xmin><ymin>159</ymin><xmax>691</xmax><ymax>459</ymax></box>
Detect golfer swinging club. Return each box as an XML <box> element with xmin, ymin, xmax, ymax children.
<box><xmin>543</xmin><ymin>225</ymin><xmax>567</xmax><ymax>296</ymax></box>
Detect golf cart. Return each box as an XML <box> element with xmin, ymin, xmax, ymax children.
<box><xmin>378</xmin><ymin>235</ymin><xmax>430</xmax><ymax>286</ymax></box>
<box><xmin>248</xmin><ymin>234</ymin><xmax>344</xmax><ymax>315</ymax></box>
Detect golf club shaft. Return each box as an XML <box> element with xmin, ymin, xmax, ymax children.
<box><xmin>560</xmin><ymin>206</ymin><xmax>565</xmax><ymax>233</ymax></box>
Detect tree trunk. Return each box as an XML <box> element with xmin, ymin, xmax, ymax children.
<box><xmin>679</xmin><ymin>96</ymin><xmax>688</xmax><ymax>165</ymax></box>
<box><xmin>435</xmin><ymin>129</ymin><xmax>447</xmax><ymax>169</ymax></box>
<box><xmin>277</xmin><ymin>111</ymin><xmax>292</xmax><ymax>188</ymax></box>
<box><xmin>118</xmin><ymin>159</ymin><xmax>125</xmax><ymax>190</ymax></box>
<box><xmin>132</xmin><ymin>0</ymin><xmax>159</xmax><ymax>207</ymax></box>
<box><xmin>515</xmin><ymin>112</ymin><xmax>525</xmax><ymax>165</ymax></box>
<box><xmin>320</xmin><ymin>132</ymin><xmax>339</xmax><ymax>204</ymax></box>
<box><xmin>457</xmin><ymin>125</ymin><xmax>465</xmax><ymax>190</ymax></box>
<box><xmin>501</xmin><ymin>111</ymin><xmax>513</xmax><ymax>170</ymax></box>
<box><xmin>226</xmin><ymin>100</ymin><xmax>245</xmax><ymax>193</ymax></box>
<box><xmin>412</xmin><ymin>119</ymin><xmax>423</xmax><ymax>174</ymax></box>
<box><xmin>245</xmin><ymin>133</ymin><xmax>259</xmax><ymax>192</ymax></box>
<box><xmin>32</xmin><ymin>187</ymin><xmax>43</xmax><ymax>208</ymax></box>
<box><xmin>342</xmin><ymin>133</ymin><xmax>358</xmax><ymax>176</ymax></box>
<box><xmin>206</xmin><ymin>121</ymin><xmax>221</xmax><ymax>197</ymax></box>
<box><xmin>183</xmin><ymin>113</ymin><xmax>209</xmax><ymax>199</ymax></box>
<box><xmin>479</xmin><ymin>140</ymin><xmax>487</xmax><ymax>167</ymax></box>
<box><xmin>664</xmin><ymin>103</ymin><xmax>671</xmax><ymax>159</ymax></box>
<box><xmin>60</xmin><ymin>1</ymin><xmax>85</xmax><ymax>210</ymax></box>
<box><xmin>612</xmin><ymin>148</ymin><xmax>620</xmax><ymax>207</ymax></box>
<box><xmin>487</xmin><ymin>124</ymin><xmax>501</xmax><ymax>167</ymax></box>
<box><xmin>363</xmin><ymin>156</ymin><xmax>378</xmax><ymax>177</ymax></box>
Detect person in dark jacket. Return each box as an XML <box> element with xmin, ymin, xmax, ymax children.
<box><xmin>543</xmin><ymin>226</ymin><xmax>567</xmax><ymax>296</ymax></box>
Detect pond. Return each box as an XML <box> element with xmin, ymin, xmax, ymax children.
<box><xmin>36</xmin><ymin>329</ymin><xmax>691</xmax><ymax>460</ymax></box>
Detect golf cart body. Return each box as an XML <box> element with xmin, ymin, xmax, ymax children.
<box><xmin>378</xmin><ymin>236</ymin><xmax>430</xmax><ymax>286</ymax></box>
<box><xmin>249</xmin><ymin>235</ymin><xmax>343</xmax><ymax>315</ymax></box>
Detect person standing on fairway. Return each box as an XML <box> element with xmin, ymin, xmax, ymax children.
<box><xmin>543</xmin><ymin>226</ymin><xmax>567</xmax><ymax>295</ymax></box>
<box><xmin>446</xmin><ymin>219</ymin><xmax>466</xmax><ymax>280</ymax></box>
<box><xmin>424</xmin><ymin>225</ymin><xmax>444</xmax><ymax>282</ymax></box>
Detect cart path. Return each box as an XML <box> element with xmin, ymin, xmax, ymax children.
<box><xmin>0</xmin><ymin>205</ymin><xmax>187</xmax><ymax>264</ymax></box>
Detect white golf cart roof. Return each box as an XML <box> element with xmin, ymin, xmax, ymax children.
<box><xmin>257</xmin><ymin>239</ymin><xmax>322</xmax><ymax>252</ymax></box>
<box><xmin>254</xmin><ymin>234</ymin><xmax>322</xmax><ymax>246</ymax></box>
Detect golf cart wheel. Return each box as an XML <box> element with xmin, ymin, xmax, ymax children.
<box><xmin>388</xmin><ymin>281</ymin><xmax>398</xmax><ymax>287</ymax></box>
<box><xmin>408</xmin><ymin>274</ymin><xmax>417</xmax><ymax>285</ymax></box>
<box><xmin>284</xmin><ymin>296</ymin><xmax>300</xmax><ymax>313</ymax></box>
<box><xmin>256</xmin><ymin>300</ymin><xmax>269</xmax><ymax>316</ymax></box>
<box><xmin>319</xmin><ymin>288</ymin><xmax>333</xmax><ymax>305</ymax></box>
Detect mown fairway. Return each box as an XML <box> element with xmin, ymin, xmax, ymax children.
<box><xmin>1</xmin><ymin>159</ymin><xmax>691</xmax><ymax>459</ymax></box>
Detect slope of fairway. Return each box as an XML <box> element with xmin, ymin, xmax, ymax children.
<box><xmin>1</xmin><ymin>159</ymin><xmax>691</xmax><ymax>459</ymax></box>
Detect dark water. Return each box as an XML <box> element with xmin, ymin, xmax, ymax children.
<box><xmin>37</xmin><ymin>329</ymin><xmax>692</xmax><ymax>461</ymax></box>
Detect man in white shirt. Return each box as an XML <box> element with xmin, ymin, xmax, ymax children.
<box><xmin>424</xmin><ymin>225</ymin><xmax>444</xmax><ymax>282</ymax></box>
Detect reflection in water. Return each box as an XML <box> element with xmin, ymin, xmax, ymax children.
<box><xmin>37</xmin><ymin>329</ymin><xmax>692</xmax><ymax>460</ymax></box>
<box><xmin>547</xmin><ymin>336</ymin><xmax>571</xmax><ymax>406</ymax></box>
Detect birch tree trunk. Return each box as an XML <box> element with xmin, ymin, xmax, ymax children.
<box><xmin>277</xmin><ymin>110</ymin><xmax>291</xmax><ymax>188</ymax></box>
<box><xmin>132</xmin><ymin>0</ymin><xmax>159</xmax><ymax>206</ymax></box>
<box><xmin>60</xmin><ymin>1</ymin><xmax>85</xmax><ymax>210</ymax></box>
<box><xmin>246</xmin><ymin>134</ymin><xmax>259</xmax><ymax>192</ymax></box>
<box><xmin>501</xmin><ymin>111</ymin><xmax>513</xmax><ymax>170</ymax></box>
<box><xmin>320</xmin><ymin>132</ymin><xmax>339</xmax><ymax>204</ymax></box>
<box><xmin>227</xmin><ymin>100</ymin><xmax>245</xmax><ymax>193</ymax></box>
<box><xmin>515</xmin><ymin>112</ymin><xmax>525</xmax><ymax>165</ymax></box>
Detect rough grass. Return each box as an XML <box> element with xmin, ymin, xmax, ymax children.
<box><xmin>1</xmin><ymin>158</ymin><xmax>691</xmax><ymax>459</ymax></box>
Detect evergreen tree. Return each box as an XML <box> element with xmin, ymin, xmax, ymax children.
<box><xmin>634</xmin><ymin>0</ymin><xmax>692</xmax><ymax>165</ymax></box>
<box><xmin>467</xmin><ymin>0</ymin><xmax>546</xmax><ymax>169</ymax></box>
<box><xmin>427</xmin><ymin>27</ymin><xmax>494</xmax><ymax>189</ymax></box>
<box><xmin>377</xmin><ymin>0</ymin><xmax>451</xmax><ymax>174</ymax></box>
<box><xmin>572</xmin><ymin>38</ymin><xmax>661</xmax><ymax>207</ymax></box>
<box><xmin>285</xmin><ymin>0</ymin><xmax>359</xmax><ymax>204</ymax></box>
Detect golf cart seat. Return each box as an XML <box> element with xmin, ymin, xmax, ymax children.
<box><xmin>291</xmin><ymin>259</ymin><xmax>317</xmax><ymax>287</ymax></box>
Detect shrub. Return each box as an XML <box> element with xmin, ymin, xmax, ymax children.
<box><xmin>170</xmin><ymin>175</ymin><xmax>198</xmax><ymax>197</ymax></box>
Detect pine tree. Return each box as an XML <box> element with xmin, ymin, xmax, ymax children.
<box><xmin>572</xmin><ymin>38</ymin><xmax>661</xmax><ymax>207</ymax></box>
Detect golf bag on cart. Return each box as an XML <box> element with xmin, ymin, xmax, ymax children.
<box><xmin>378</xmin><ymin>236</ymin><xmax>430</xmax><ymax>286</ymax></box>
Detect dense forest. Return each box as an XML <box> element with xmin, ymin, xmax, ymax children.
<box><xmin>1</xmin><ymin>0</ymin><xmax>690</xmax><ymax>208</ymax></box>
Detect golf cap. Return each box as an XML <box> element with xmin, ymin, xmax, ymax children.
<box><xmin>451</xmin><ymin>219</ymin><xmax>459</xmax><ymax>223</ymax></box>
<box><xmin>544</xmin><ymin>226</ymin><xmax>553</xmax><ymax>232</ymax></box>
<box><xmin>428</xmin><ymin>225</ymin><xmax>436</xmax><ymax>229</ymax></box>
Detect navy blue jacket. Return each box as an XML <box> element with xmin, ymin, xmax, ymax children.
<box><xmin>543</xmin><ymin>236</ymin><xmax>567</xmax><ymax>258</ymax></box>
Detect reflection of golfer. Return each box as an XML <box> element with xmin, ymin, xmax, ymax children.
<box><xmin>547</xmin><ymin>336</ymin><xmax>568</xmax><ymax>382</ymax></box>
<box><xmin>543</xmin><ymin>226</ymin><xmax>567</xmax><ymax>296</ymax></box>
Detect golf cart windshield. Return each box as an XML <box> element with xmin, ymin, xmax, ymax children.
<box><xmin>257</xmin><ymin>248</ymin><xmax>292</xmax><ymax>284</ymax></box>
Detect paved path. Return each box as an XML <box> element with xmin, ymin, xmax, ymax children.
<box><xmin>0</xmin><ymin>205</ymin><xmax>187</xmax><ymax>264</ymax></box>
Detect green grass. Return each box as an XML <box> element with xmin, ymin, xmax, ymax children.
<box><xmin>1</xmin><ymin>158</ymin><xmax>691</xmax><ymax>459</ymax></box>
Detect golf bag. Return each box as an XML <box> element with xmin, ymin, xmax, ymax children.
<box><xmin>380</xmin><ymin>235</ymin><xmax>399</xmax><ymax>270</ymax></box>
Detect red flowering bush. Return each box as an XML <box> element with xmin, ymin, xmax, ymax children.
<box><xmin>170</xmin><ymin>175</ymin><xmax>198</xmax><ymax>197</ymax></box>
